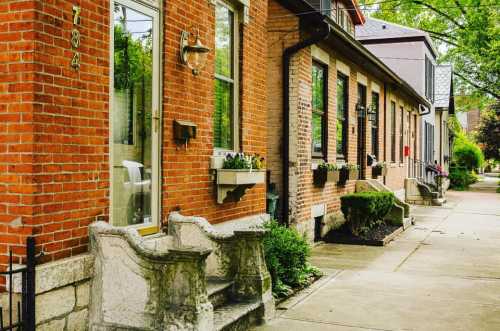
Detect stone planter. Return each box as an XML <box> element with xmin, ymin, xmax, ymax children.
<box><xmin>216</xmin><ymin>169</ymin><xmax>265</xmax><ymax>204</ymax></box>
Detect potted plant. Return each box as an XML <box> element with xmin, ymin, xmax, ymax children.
<box><xmin>313</xmin><ymin>163</ymin><xmax>340</xmax><ymax>188</ymax></box>
<box><xmin>372</xmin><ymin>162</ymin><xmax>388</xmax><ymax>177</ymax></box>
<box><xmin>216</xmin><ymin>153</ymin><xmax>265</xmax><ymax>203</ymax></box>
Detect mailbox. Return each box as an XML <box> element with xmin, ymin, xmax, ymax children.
<box><xmin>404</xmin><ymin>145</ymin><xmax>411</xmax><ymax>157</ymax></box>
<box><xmin>173</xmin><ymin>120</ymin><xmax>197</xmax><ymax>145</ymax></box>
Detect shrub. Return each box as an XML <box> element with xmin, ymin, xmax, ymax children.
<box><xmin>340</xmin><ymin>192</ymin><xmax>394</xmax><ymax>236</ymax></box>
<box><xmin>263</xmin><ymin>221</ymin><xmax>318</xmax><ymax>296</ymax></box>
<box><xmin>449</xmin><ymin>166</ymin><xmax>477</xmax><ymax>190</ymax></box>
<box><xmin>453</xmin><ymin>136</ymin><xmax>484</xmax><ymax>170</ymax></box>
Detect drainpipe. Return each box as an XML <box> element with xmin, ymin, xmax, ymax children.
<box><xmin>282</xmin><ymin>22</ymin><xmax>330</xmax><ymax>227</ymax></box>
<box><xmin>383</xmin><ymin>83</ymin><xmax>387</xmax><ymax>185</ymax></box>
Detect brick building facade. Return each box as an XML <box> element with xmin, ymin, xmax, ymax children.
<box><xmin>267</xmin><ymin>0</ymin><xmax>429</xmax><ymax>240</ymax></box>
<box><xmin>0</xmin><ymin>0</ymin><xmax>268</xmax><ymax>269</ymax></box>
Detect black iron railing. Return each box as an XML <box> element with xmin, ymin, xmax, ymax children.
<box><xmin>0</xmin><ymin>237</ymin><xmax>36</xmax><ymax>331</ymax></box>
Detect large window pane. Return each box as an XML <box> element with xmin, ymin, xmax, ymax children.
<box><xmin>215</xmin><ymin>5</ymin><xmax>233</xmax><ymax>78</ymax></box>
<box><xmin>337</xmin><ymin>74</ymin><xmax>348</xmax><ymax>159</ymax></box>
<box><xmin>371</xmin><ymin>92</ymin><xmax>379</xmax><ymax>157</ymax></box>
<box><xmin>312</xmin><ymin>63</ymin><xmax>326</xmax><ymax>158</ymax></box>
<box><xmin>214</xmin><ymin>2</ymin><xmax>235</xmax><ymax>149</ymax></box>
<box><xmin>112</xmin><ymin>4</ymin><xmax>153</xmax><ymax>226</ymax></box>
<box><xmin>391</xmin><ymin>102</ymin><xmax>396</xmax><ymax>162</ymax></box>
<box><xmin>214</xmin><ymin>79</ymin><xmax>233</xmax><ymax>149</ymax></box>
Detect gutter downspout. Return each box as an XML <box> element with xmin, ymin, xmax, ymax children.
<box><xmin>282</xmin><ymin>22</ymin><xmax>330</xmax><ymax>227</ymax></box>
<box><xmin>383</xmin><ymin>83</ymin><xmax>387</xmax><ymax>185</ymax></box>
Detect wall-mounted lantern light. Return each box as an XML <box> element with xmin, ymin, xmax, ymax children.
<box><xmin>356</xmin><ymin>103</ymin><xmax>366</xmax><ymax>118</ymax></box>
<box><xmin>180</xmin><ymin>29</ymin><xmax>210</xmax><ymax>76</ymax></box>
<box><xmin>367</xmin><ymin>104</ymin><xmax>377</xmax><ymax>122</ymax></box>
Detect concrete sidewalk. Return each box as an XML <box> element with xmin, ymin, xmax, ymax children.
<box><xmin>253</xmin><ymin>190</ymin><xmax>500</xmax><ymax>331</ymax></box>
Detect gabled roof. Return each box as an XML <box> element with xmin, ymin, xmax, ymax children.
<box><xmin>435</xmin><ymin>65</ymin><xmax>455</xmax><ymax>113</ymax></box>
<box><xmin>356</xmin><ymin>17</ymin><xmax>438</xmax><ymax>58</ymax></box>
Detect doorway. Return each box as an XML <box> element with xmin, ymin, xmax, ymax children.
<box><xmin>110</xmin><ymin>0</ymin><xmax>161</xmax><ymax>231</ymax></box>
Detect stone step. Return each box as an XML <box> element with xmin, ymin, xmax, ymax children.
<box><xmin>207</xmin><ymin>278</ymin><xmax>234</xmax><ymax>309</ymax></box>
<box><xmin>214</xmin><ymin>300</ymin><xmax>262</xmax><ymax>331</ymax></box>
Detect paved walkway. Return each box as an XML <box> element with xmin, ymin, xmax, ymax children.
<box><xmin>469</xmin><ymin>172</ymin><xmax>499</xmax><ymax>193</ymax></box>
<box><xmin>254</xmin><ymin>190</ymin><xmax>500</xmax><ymax>330</ymax></box>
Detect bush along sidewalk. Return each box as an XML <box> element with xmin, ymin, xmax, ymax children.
<box><xmin>263</xmin><ymin>221</ymin><xmax>322</xmax><ymax>299</ymax></box>
<box><xmin>324</xmin><ymin>191</ymin><xmax>403</xmax><ymax>246</ymax></box>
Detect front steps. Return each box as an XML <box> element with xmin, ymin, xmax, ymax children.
<box><xmin>208</xmin><ymin>277</ymin><xmax>265</xmax><ymax>331</ymax></box>
<box><xmin>405</xmin><ymin>178</ymin><xmax>443</xmax><ymax>206</ymax></box>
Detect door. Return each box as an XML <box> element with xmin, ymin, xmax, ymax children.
<box><xmin>357</xmin><ymin>84</ymin><xmax>367</xmax><ymax>179</ymax></box>
<box><xmin>111</xmin><ymin>0</ymin><xmax>160</xmax><ymax>230</ymax></box>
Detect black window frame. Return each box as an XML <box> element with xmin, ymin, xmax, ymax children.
<box><xmin>391</xmin><ymin>101</ymin><xmax>396</xmax><ymax>163</ymax></box>
<box><xmin>311</xmin><ymin>61</ymin><xmax>328</xmax><ymax>159</ymax></box>
<box><xmin>336</xmin><ymin>72</ymin><xmax>349</xmax><ymax>161</ymax></box>
<box><xmin>371</xmin><ymin>92</ymin><xmax>379</xmax><ymax>158</ymax></box>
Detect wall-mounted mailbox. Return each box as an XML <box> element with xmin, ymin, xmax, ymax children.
<box><xmin>173</xmin><ymin>120</ymin><xmax>196</xmax><ymax>145</ymax></box>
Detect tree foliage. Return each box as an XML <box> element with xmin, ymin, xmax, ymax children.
<box><xmin>359</xmin><ymin>0</ymin><xmax>500</xmax><ymax>99</ymax></box>
<box><xmin>476</xmin><ymin>106</ymin><xmax>500</xmax><ymax>160</ymax></box>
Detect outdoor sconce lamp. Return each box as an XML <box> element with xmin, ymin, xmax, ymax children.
<box><xmin>180</xmin><ymin>29</ymin><xmax>210</xmax><ymax>76</ymax></box>
<box><xmin>356</xmin><ymin>103</ymin><xmax>366</xmax><ymax>118</ymax></box>
<box><xmin>367</xmin><ymin>104</ymin><xmax>377</xmax><ymax>122</ymax></box>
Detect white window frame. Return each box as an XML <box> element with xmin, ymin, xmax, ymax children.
<box><xmin>109</xmin><ymin>0</ymin><xmax>162</xmax><ymax>234</ymax></box>
<box><xmin>213</xmin><ymin>0</ymin><xmax>240</xmax><ymax>155</ymax></box>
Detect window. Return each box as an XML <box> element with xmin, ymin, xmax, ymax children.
<box><xmin>425</xmin><ymin>56</ymin><xmax>435</xmax><ymax>103</ymax></box>
<box><xmin>391</xmin><ymin>101</ymin><xmax>396</xmax><ymax>162</ymax></box>
<box><xmin>111</xmin><ymin>0</ymin><xmax>160</xmax><ymax>228</ymax></box>
<box><xmin>400</xmin><ymin>106</ymin><xmax>404</xmax><ymax>163</ymax></box>
<box><xmin>336</xmin><ymin>73</ymin><xmax>348</xmax><ymax>160</ymax></box>
<box><xmin>312</xmin><ymin>62</ymin><xmax>328</xmax><ymax>158</ymax></box>
<box><xmin>214</xmin><ymin>1</ymin><xmax>238</xmax><ymax>150</ymax></box>
<box><xmin>371</xmin><ymin>92</ymin><xmax>379</xmax><ymax>158</ymax></box>
<box><xmin>424</xmin><ymin>121</ymin><xmax>435</xmax><ymax>163</ymax></box>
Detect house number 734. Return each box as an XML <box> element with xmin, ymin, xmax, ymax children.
<box><xmin>71</xmin><ymin>5</ymin><xmax>81</xmax><ymax>70</ymax></box>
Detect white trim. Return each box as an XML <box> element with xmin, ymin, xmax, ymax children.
<box><xmin>336</xmin><ymin>59</ymin><xmax>350</xmax><ymax>77</ymax></box>
<box><xmin>109</xmin><ymin>0</ymin><xmax>161</xmax><ymax>230</ymax></box>
<box><xmin>357</xmin><ymin>72</ymin><xmax>367</xmax><ymax>86</ymax></box>
<box><xmin>311</xmin><ymin>45</ymin><xmax>329</xmax><ymax>65</ymax></box>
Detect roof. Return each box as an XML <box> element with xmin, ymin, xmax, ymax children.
<box><xmin>275</xmin><ymin>0</ymin><xmax>431</xmax><ymax>108</ymax></box>
<box><xmin>356</xmin><ymin>17</ymin><xmax>438</xmax><ymax>58</ymax></box>
<box><xmin>435</xmin><ymin>65</ymin><xmax>455</xmax><ymax>113</ymax></box>
<box><xmin>306</xmin><ymin>0</ymin><xmax>365</xmax><ymax>25</ymax></box>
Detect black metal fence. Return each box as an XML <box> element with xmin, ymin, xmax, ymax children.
<box><xmin>0</xmin><ymin>237</ymin><xmax>36</xmax><ymax>331</ymax></box>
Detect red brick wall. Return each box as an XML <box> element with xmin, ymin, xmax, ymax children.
<box><xmin>162</xmin><ymin>0</ymin><xmax>267</xmax><ymax>223</ymax></box>
<box><xmin>0</xmin><ymin>0</ymin><xmax>110</xmax><ymax>267</ymax></box>
<box><xmin>267</xmin><ymin>0</ymin><xmax>419</xmax><ymax>238</ymax></box>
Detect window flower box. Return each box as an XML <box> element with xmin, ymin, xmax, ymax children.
<box><xmin>338</xmin><ymin>164</ymin><xmax>359</xmax><ymax>185</ymax></box>
<box><xmin>372</xmin><ymin>162</ymin><xmax>388</xmax><ymax>178</ymax></box>
<box><xmin>215</xmin><ymin>153</ymin><xmax>265</xmax><ymax>204</ymax></box>
<box><xmin>313</xmin><ymin>164</ymin><xmax>340</xmax><ymax>188</ymax></box>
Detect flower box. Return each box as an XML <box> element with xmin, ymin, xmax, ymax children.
<box><xmin>313</xmin><ymin>168</ymin><xmax>328</xmax><ymax>188</ymax></box>
<box><xmin>217</xmin><ymin>169</ymin><xmax>266</xmax><ymax>185</ymax></box>
<box><xmin>348</xmin><ymin>169</ymin><xmax>359</xmax><ymax>180</ymax></box>
<box><xmin>216</xmin><ymin>169</ymin><xmax>265</xmax><ymax>204</ymax></box>
<box><xmin>338</xmin><ymin>168</ymin><xmax>349</xmax><ymax>186</ymax></box>
<box><xmin>313</xmin><ymin>168</ymin><xmax>340</xmax><ymax>188</ymax></box>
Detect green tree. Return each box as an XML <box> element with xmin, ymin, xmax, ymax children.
<box><xmin>359</xmin><ymin>0</ymin><xmax>500</xmax><ymax>99</ymax></box>
<box><xmin>476</xmin><ymin>106</ymin><xmax>500</xmax><ymax>160</ymax></box>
